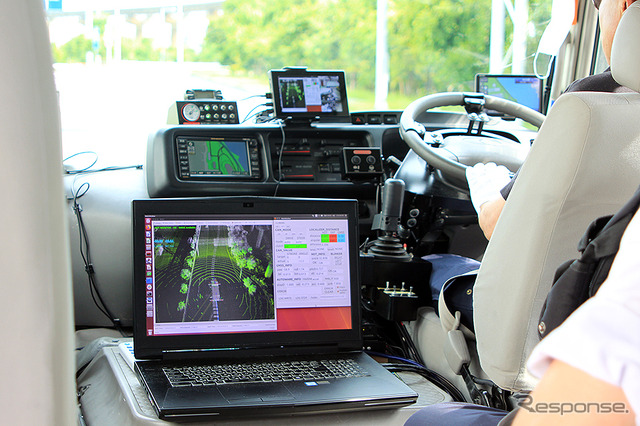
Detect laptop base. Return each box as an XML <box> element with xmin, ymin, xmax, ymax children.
<box><xmin>77</xmin><ymin>342</ymin><xmax>452</xmax><ymax>425</ymax></box>
<box><xmin>135</xmin><ymin>351</ymin><xmax>418</xmax><ymax>421</ymax></box>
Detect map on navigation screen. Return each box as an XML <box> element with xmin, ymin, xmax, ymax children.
<box><xmin>186</xmin><ymin>139</ymin><xmax>250</xmax><ymax>176</ymax></box>
<box><xmin>475</xmin><ymin>74</ymin><xmax>543</xmax><ymax>113</ymax></box>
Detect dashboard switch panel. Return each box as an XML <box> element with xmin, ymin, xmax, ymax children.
<box><xmin>269</xmin><ymin>130</ymin><xmax>372</xmax><ymax>183</ymax></box>
<box><xmin>175</xmin><ymin>101</ymin><xmax>239</xmax><ymax>124</ymax></box>
<box><xmin>342</xmin><ymin>147</ymin><xmax>383</xmax><ymax>178</ymax></box>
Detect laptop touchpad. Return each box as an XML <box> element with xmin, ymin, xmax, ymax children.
<box><xmin>220</xmin><ymin>383</ymin><xmax>296</xmax><ymax>403</ymax></box>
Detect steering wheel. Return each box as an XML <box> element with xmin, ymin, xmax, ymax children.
<box><xmin>399</xmin><ymin>92</ymin><xmax>545</xmax><ymax>188</ymax></box>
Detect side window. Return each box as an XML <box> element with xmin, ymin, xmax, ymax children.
<box><xmin>592</xmin><ymin>29</ymin><xmax>609</xmax><ymax>74</ymax></box>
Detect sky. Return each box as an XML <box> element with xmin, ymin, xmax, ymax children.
<box><xmin>46</xmin><ymin>1</ymin><xmax>221</xmax><ymax>51</ymax></box>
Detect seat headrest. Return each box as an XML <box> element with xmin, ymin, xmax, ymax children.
<box><xmin>611</xmin><ymin>1</ymin><xmax>640</xmax><ymax>92</ymax></box>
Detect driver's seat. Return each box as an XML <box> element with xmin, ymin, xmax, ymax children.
<box><xmin>415</xmin><ymin>1</ymin><xmax>640</xmax><ymax>397</ymax></box>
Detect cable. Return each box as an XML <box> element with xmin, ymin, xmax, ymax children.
<box><xmin>376</xmin><ymin>321</ymin><xmax>469</xmax><ymax>401</ymax></box>
<box><xmin>71</xmin><ymin>185</ymin><xmax>124</xmax><ymax>336</ymax></box>
<box><xmin>369</xmin><ymin>352</ymin><xmax>466</xmax><ymax>402</ymax></box>
<box><xmin>366</xmin><ymin>351</ymin><xmax>424</xmax><ymax>368</ymax></box>
<box><xmin>67</xmin><ymin>164</ymin><xmax>143</xmax><ymax>175</ymax></box>
<box><xmin>362</xmin><ymin>311</ymin><xmax>467</xmax><ymax>401</ymax></box>
<box><xmin>360</xmin><ymin>297</ymin><xmax>376</xmax><ymax>312</ymax></box>
<box><xmin>241</xmin><ymin>102</ymin><xmax>272</xmax><ymax>124</ymax></box>
<box><xmin>236</xmin><ymin>93</ymin><xmax>269</xmax><ymax>102</ymax></box>
<box><xmin>273</xmin><ymin>120</ymin><xmax>286</xmax><ymax>196</ymax></box>
<box><xmin>68</xmin><ymin>178</ymin><xmax>90</xmax><ymax>201</ymax></box>
<box><xmin>242</xmin><ymin>109</ymin><xmax>273</xmax><ymax>124</ymax></box>
<box><xmin>65</xmin><ymin>156</ymin><xmax>133</xmax><ymax>336</ymax></box>
<box><xmin>397</xmin><ymin>322</ymin><xmax>426</xmax><ymax>367</ymax></box>
<box><xmin>63</xmin><ymin>151</ymin><xmax>98</xmax><ymax>174</ymax></box>
<box><xmin>63</xmin><ymin>150</ymin><xmax>142</xmax><ymax>175</ymax></box>
<box><xmin>241</xmin><ymin>110</ymin><xmax>263</xmax><ymax>124</ymax></box>
<box><xmin>380</xmin><ymin>362</ymin><xmax>466</xmax><ymax>402</ymax></box>
<box><xmin>254</xmin><ymin>110</ymin><xmax>275</xmax><ymax>123</ymax></box>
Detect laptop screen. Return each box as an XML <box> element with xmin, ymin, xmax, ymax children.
<box><xmin>133</xmin><ymin>197</ymin><xmax>361</xmax><ymax>359</ymax></box>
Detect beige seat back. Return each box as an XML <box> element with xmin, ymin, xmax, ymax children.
<box><xmin>0</xmin><ymin>1</ymin><xmax>77</xmax><ymax>423</ymax></box>
<box><xmin>473</xmin><ymin>1</ymin><xmax>640</xmax><ymax>392</ymax></box>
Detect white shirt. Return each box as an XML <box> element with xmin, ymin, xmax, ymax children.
<box><xmin>527</xmin><ymin>208</ymin><xmax>640</xmax><ymax>423</ymax></box>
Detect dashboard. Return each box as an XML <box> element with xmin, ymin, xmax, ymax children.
<box><xmin>147</xmin><ymin>121</ymin><xmax>399</xmax><ymax>199</ymax></box>
<box><xmin>145</xmin><ymin>111</ymin><xmax>536</xmax><ymax>244</ymax></box>
<box><xmin>147</xmin><ymin>109</ymin><xmax>535</xmax><ymax>196</ymax></box>
<box><xmin>146</xmin><ymin>121</ymin><xmax>402</xmax><ymax>238</ymax></box>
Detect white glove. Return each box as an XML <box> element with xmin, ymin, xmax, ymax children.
<box><xmin>465</xmin><ymin>162</ymin><xmax>512</xmax><ymax>214</ymax></box>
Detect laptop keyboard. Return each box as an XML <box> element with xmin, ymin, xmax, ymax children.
<box><xmin>163</xmin><ymin>358</ymin><xmax>368</xmax><ymax>387</ymax></box>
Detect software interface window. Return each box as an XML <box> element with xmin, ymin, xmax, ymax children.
<box><xmin>144</xmin><ymin>214</ymin><xmax>352</xmax><ymax>337</ymax></box>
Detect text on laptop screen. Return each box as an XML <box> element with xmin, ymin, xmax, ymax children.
<box><xmin>143</xmin><ymin>213</ymin><xmax>351</xmax><ymax>337</ymax></box>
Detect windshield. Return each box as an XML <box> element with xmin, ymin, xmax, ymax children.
<box><xmin>47</xmin><ymin>0</ymin><xmax>553</xmax><ymax>160</ymax></box>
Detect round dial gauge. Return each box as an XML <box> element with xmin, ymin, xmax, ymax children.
<box><xmin>181</xmin><ymin>103</ymin><xmax>200</xmax><ymax>121</ymax></box>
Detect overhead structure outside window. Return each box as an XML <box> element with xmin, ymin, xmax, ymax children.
<box><xmin>489</xmin><ymin>0</ymin><xmax>570</xmax><ymax>75</ymax></box>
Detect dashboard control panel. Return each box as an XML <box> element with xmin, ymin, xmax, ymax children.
<box><xmin>268</xmin><ymin>130</ymin><xmax>373</xmax><ymax>182</ymax></box>
<box><xmin>342</xmin><ymin>147</ymin><xmax>384</xmax><ymax>178</ymax></box>
<box><xmin>175</xmin><ymin>101</ymin><xmax>239</xmax><ymax>124</ymax></box>
<box><xmin>146</xmin><ymin>125</ymin><xmax>386</xmax><ymax>199</ymax></box>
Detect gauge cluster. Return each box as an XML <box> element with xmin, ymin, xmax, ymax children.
<box><xmin>174</xmin><ymin>100</ymin><xmax>239</xmax><ymax>124</ymax></box>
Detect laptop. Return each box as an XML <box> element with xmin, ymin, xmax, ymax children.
<box><xmin>132</xmin><ymin>196</ymin><xmax>417</xmax><ymax>421</ymax></box>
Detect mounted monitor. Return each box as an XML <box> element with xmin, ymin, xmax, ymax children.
<box><xmin>270</xmin><ymin>68</ymin><xmax>349</xmax><ymax>123</ymax></box>
<box><xmin>475</xmin><ymin>74</ymin><xmax>543</xmax><ymax>115</ymax></box>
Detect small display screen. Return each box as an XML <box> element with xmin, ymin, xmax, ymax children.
<box><xmin>270</xmin><ymin>69</ymin><xmax>349</xmax><ymax>120</ymax></box>
<box><xmin>181</xmin><ymin>137</ymin><xmax>252</xmax><ymax>177</ymax></box>
<box><xmin>475</xmin><ymin>74</ymin><xmax>543</xmax><ymax>114</ymax></box>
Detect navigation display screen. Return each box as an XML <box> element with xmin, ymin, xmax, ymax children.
<box><xmin>475</xmin><ymin>74</ymin><xmax>543</xmax><ymax>113</ymax></box>
<box><xmin>270</xmin><ymin>69</ymin><xmax>349</xmax><ymax>120</ymax></box>
<box><xmin>177</xmin><ymin>137</ymin><xmax>253</xmax><ymax>178</ymax></box>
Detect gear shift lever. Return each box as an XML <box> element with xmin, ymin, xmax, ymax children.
<box><xmin>370</xmin><ymin>178</ymin><xmax>411</xmax><ymax>260</ymax></box>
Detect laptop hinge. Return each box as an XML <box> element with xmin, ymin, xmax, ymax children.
<box><xmin>160</xmin><ymin>344</ymin><xmax>347</xmax><ymax>361</ymax></box>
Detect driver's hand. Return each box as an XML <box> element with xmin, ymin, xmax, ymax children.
<box><xmin>466</xmin><ymin>162</ymin><xmax>512</xmax><ymax>214</ymax></box>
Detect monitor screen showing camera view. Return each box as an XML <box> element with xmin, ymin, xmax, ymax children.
<box><xmin>270</xmin><ymin>69</ymin><xmax>349</xmax><ymax>120</ymax></box>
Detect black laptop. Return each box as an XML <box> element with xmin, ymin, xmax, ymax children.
<box><xmin>132</xmin><ymin>196</ymin><xmax>417</xmax><ymax>421</ymax></box>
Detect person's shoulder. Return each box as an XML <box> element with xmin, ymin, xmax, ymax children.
<box><xmin>565</xmin><ymin>69</ymin><xmax>633</xmax><ymax>93</ymax></box>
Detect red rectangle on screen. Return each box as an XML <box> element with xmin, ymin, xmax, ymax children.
<box><xmin>276</xmin><ymin>307</ymin><xmax>351</xmax><ymax>331</ymax></box>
